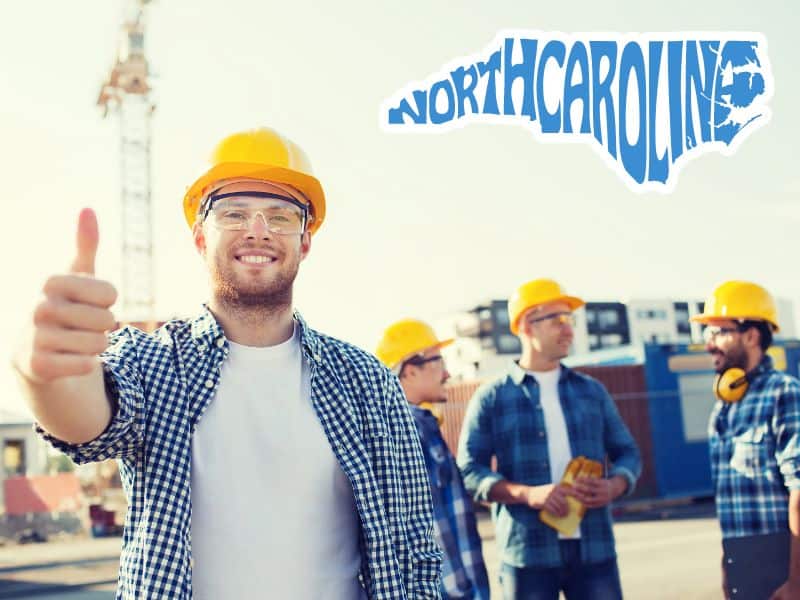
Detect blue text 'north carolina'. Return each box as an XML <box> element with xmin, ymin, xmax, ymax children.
<box><xmin>379</xmin><ymin>31</ymin><xmax>773</xmax><ymax>193</ymax></box>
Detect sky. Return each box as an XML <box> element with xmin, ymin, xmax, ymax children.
<box><xmin>1</xmin><ymin>0</ymin><xmax>798</xmax><ymax>418</ymax></box>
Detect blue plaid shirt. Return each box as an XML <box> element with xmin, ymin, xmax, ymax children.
<box><xmin>709</xmin><ymin>355</ymin><xmax>800</xmax><ymax>539</ymax></box>
<box><xmin>456</xmin><ymin>362</ymin><xmax>641</xmax><ymax>569</ymax></box>
<box><xmin>410</xmin><ymin>406</ymin><xmax>490</xmax><ymax>600</ymax></box>
<box><xmin>37</xmin><ymin>308</ymin><xmax>442</xmax><ymax>599</ymax></box>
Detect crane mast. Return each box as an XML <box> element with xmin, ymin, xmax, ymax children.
<box><xmin>97</xmin><ymin>0</ymin><xmax>155</xmax><ymax>326</ymax></box>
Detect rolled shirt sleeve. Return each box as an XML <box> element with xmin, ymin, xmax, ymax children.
<box><xmin>457</xmin><ymin>383</ymin><xmax>504</xmax><ymax>503</ymax></box>
<box><xmin>35</xmin><ymin>327</ymin><xmax>145</xmax><ymax>464</ymax></box>
<box><xmin>773</xmin><ymin>376</ymin><xmax>800</xmax><ymax>490</ymax></box>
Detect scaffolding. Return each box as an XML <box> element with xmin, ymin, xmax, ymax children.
<box><xmin>96</xmin><ymin>0</ymin><xmax>155</xmax><ymax>325</ymax></box>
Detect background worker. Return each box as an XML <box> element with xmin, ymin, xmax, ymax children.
<box><xmin>377</xmin><ymin>319</ymin><xmax>490</xmax><ymax>600</ymax></box>
<box><xmin>692</xmin><ymin>281</ymin><xmax>800</xmax><ymax>600</ymax></box>
<box><xmin>457</xmin><ymin>279</ymin><xmax>641</xmax><ymax>600</ymax></box>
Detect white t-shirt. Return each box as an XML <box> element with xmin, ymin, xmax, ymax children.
<box><xmin>191</xmin><ymin>328</ymin><xmax>363</xmax><ymax>599</ymax></box>
<box><xmin>529</xmin><ymin>366</ymin><xmax>580</xmax><ymax>539</ymax></box>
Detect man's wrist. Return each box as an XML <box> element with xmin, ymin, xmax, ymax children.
<box><xmin>609</xmin><ymin>475</ymin><xmax>628</xmax><ymax>500</ymax></box>
<box><xmin>521</xmin><ymin>483</ymin><xmax>547</xmax><ymax>508</ymax></box>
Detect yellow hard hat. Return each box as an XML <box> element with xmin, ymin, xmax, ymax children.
<box><xmin>183</xmin><ymin>127</ymin><xmax>326</xmax><ymax>234</ymax></box>
<box><xmin>375</xmin><ymin>319</ymin><xmax>454</xmax><ymax>370</ymax></box>
<box><xmin>508</xmin><ymin>278</ymin><xmax>585</xmax><ymax>335</ymax></box>
<box><xmin>691</xmin><ymin>280</ymin><xmax>780</xmax><ymax>331</ymax></box>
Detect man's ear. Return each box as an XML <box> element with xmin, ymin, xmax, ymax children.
<box><xmin>193</xmin><ymin>222</ymin><xmax>206</xmax><ymax>257</ymax></box>
<box><xmin>741</xmin><ymin>326</ymin><xmax>760</xmax><ymax>350</ymax></box>
<box><xmin>517</xmin><ymin>308</ymin><xmax>536</xmax><ymax>337</ymax></box>
<box><xmin>299</xmin><ymin>231</ymin><xmax>312</xmax><ymax>261</ymax></box>
<box><xmin>399</xmin><ymin>365</ymin><xmax>417</xmax><ymax>381</ymax></box>
<box><xmin>518</xmin><ymin>316</ymin><xmax>533</xmax><ymax>338</ymax></box>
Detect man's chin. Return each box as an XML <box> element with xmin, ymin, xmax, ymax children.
<box><xmin>216</xmin><ymin>281</ymin><xmax>292</xmax><ymax>307</ymax></box>
<box><xmin>711</xmin><ymin>355</ymin><xmax>733</xmax><ymax>374</ymax></box>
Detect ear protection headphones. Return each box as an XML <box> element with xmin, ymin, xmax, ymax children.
<box><xmin>713</xmin><ymin>367</ymin><xmax>750</xmax><ymax>403</ymax></box>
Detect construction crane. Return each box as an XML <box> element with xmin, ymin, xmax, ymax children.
<box><xmin>96</xmin><ymin>0</ymin><xmax>155</xmax><ymax>327</ymax></box>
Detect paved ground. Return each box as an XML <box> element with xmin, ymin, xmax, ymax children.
<box><xmin>0</xmin><ymin>537</ymin><xmax>119</xmax><ymax>599</ymax></box>
<box><xmin>478</xmin><ymin>500</ymin><xmax>722</xmax><ymax>599</ymax></box>
<box><xmin>0</xmin><ymin>502</ymin><xmax>724</xmax><ymax>599</ymax></box>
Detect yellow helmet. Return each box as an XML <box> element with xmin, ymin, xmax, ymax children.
<box><xmin>508</xmin><ymin>278</ymin><xmax>585</xmax><ymax>335</ymax></box>
<box><xmin>183</xmin><ymin>127</ymin><xmax>326</xmax><ymax>234</ymax></box>
<box><xmin>375</xmin><ymin>319</ymin><xmax>454</xmax><ymax>370</ymax></box>
<box><xmin>691</xmin><ymin>280</ymin><xmax>780</xmax><ymax>331</ymax></box>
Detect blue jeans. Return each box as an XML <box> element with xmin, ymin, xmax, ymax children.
<box><xmin>500</xmin><ymin>541</ymin><xmax>623</xmax><ymax>600</ymax></box>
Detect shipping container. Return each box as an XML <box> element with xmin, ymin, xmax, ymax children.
<box><xmin>641</xmin><ymin>340</ymin><xmax>800</xmax><ymax>498</ymax></box>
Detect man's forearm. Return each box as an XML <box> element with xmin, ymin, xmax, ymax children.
<box><xmin>487</xmin><ymin>479</ymin><xmax>529</xmax><ymax>505</ymax></box>
<box><xmin>487</xmin><ymin>479</ymin><xmax>555</xmax><ymax>508</ymax></box>
<box><xmin>14</xmin><ymin>362</ymin><xmax>113</xmax><ymax>444</ymax></box>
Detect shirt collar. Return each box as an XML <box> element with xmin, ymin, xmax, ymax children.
<box><xmin>190</xmin><ymin>305</ymin><xmax>225</xmax><ymax>348</ymax></box>
<box><xmin>293</xmin><ymin>310</ymin><xmax>323</xmax><ymax>360</ymax></box>
<box><xmin>749</xmin><ymin>353</ymin><xmax>774</xmax><ymax>380</ymax></box>
<box><xmin>508</xmin><ymin>360</ymin><xmax>570</xmax><ymax>385</ymax></box>
<box><xmin>189</xmin><ymin>305</ymin><xmax>323</xmax><ymax>359</ymax></box>
<box><xmin>410</xmin><ymin>405</ymin><xmax>440</xmax><ymax>428</ymax></box>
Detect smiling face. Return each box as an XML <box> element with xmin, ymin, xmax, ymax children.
<box><xmin>704</xmin><ymin>318</ymin><xmax>749</xmax><ymax>374</ymax></box>
<box><xmin>193</xmin><ymin>179</ymin><xmax>311</xmax><ymax>310</ymax></box>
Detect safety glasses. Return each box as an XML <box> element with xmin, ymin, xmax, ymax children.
<box><xmin>201</xmin><ymin>192</ymin><xmax>310</xmax><ymax>235</ymax></box>
<box><xmin>527</xmin><ymin>311</ymin><xmax>576</xmax><ymax>327</ymax></box>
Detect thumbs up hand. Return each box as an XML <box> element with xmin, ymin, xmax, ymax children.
<box><xmin>70</xmin><ymin>206</ymin><xmax>100</xmax><ymax>275</ymax></box>
<box><xmin>13</xmin><ymin>209</ymin><xmax>118</xmax><ymax>384</ymax></box>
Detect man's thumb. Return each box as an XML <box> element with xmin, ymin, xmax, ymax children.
<box><xmin>70</xmin><ymin>208</ymin><xmax>99</xmax><ymax>275</ymax></box>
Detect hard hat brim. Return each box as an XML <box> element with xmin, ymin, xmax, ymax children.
<box><xmin>392</xmin><ymin>338</ymin><xmax>455</xmax><ymax>370</ymax></box>
<box><xmin>690</xmin><ymin>313</ymin><xmax>780</xmax><ymax>332</ymax></box>
<box><xmin>432</xmin><ymin>338</ymin><xmax>455</xmax><ymax>352</ymax></box>
<box><xmin>183</xmin><ymin>162</ymin><xmax>326</xmax><ymax>234</ymax></box>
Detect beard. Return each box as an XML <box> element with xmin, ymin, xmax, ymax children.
<box><xmin>713</xmin><ymin>343</ymin><xmax>748</xmax><ymax>374</ymax></box>
<box><xmin>208</xmin><ymin>249</ymin><xmax>300</xmax><ymax>315</ymax></box>
<box><xmin>539</xmin><ymin>336</ymin><xmax>571</xmax><ymax>361</ymax></box>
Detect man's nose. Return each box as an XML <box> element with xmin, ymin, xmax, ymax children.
<box><xmin>245</xmin><ymin>212</ymin><xmax>272</xmax><ymax>238</ymax></box>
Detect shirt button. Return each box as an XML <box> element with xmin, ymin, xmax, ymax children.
<box><xmin>732</xmin><ymin>588</ymin><xmax>738</xmax><ymax>595</ymax></box>
<box><xmin>197</xmin><ymin>344</ymin><xmax>206</xmax><ymax>354</ymax></box>
<box><xmin>538</xmin><ymin>431</ymin><xmax>545</xmax><ymax>438</ymax></box>
<box><xmin>216</xmin><ymin>338</ymin><xmax>225</xmax><ymax>348</ymax></box>
<box><xmin>205</xmin><ymin>379</ymin><xmax>215</xmax><ymax>389</ymax></box>
<box><xmin>313</xmin><ymin>353</ymin><xmax>322</xmax><ymax>362</ymax></box>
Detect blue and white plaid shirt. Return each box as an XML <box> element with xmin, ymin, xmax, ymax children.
<box><xmin>37</xmin><ymin>308</ymin><xmax>442</xmax><ymax>599</ymax></box>
<box><xmin>456</xmin><ymin>362</ymin><xmax>641</xmax><ymax>569</ymax></box>
<box><xmin>410</xmin><ymin>406</ymin><xmax>490</xmax><ymax>600</ymax></box>
<box><xmin>709</xmin><ymin>355</ymin><xmax>800</xmax><ymax>539</ymax></box>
